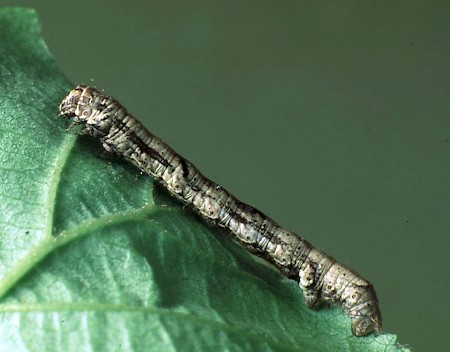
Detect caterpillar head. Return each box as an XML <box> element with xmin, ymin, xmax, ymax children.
<box><xmin>58</xmin><ymin>85</ymin><xmax>87</xmax><ymax>119</ymax></box>
<box><xmin>59</xmin><ymin>85</ymin><xmax>115</xmax><ymax>137</ymax></box>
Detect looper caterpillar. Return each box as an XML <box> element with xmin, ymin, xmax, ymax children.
<box><xmin>59</xmin><ymin>85</ymin><xmax>382</xmax><ymax>336</ymax></box>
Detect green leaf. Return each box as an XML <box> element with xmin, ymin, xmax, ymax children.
<box><xmin>0</xmin><ymin>7</ymin><xmax>409</xmax><ymax>352</ymax></box>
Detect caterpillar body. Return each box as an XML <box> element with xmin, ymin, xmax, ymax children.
<box><xmin>59</xmin><ymin>85</ymin><xmax>382</xmax><ymax>336</ymax></box>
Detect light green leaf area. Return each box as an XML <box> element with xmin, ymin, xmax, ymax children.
<box><xmin>0</xmin><ymin>8</ymin><xmax>409</xmax><ymax>352</ymax></box>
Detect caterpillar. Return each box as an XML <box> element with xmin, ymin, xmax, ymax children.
<box><xmin>59</xmin><ymin>85</ymin><xmax>382</xmax><ymax>336</ymax></box>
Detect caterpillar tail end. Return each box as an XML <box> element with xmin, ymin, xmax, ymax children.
<box><xmin>348</xmin><ymin>284</ymin><xmax>382</xmax><ymax>337</ymax></box>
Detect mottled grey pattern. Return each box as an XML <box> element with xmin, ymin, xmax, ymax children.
<box><xmin>59</xmin><ymin>85</ymin><xmax>382</xmax><ymax>336</ymax></box>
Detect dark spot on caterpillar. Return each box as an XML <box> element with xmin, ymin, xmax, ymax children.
<box><xmin>95</xmin><ymin>103</ymin><xmax>107</xmax><ymax>112</ymax></box>
<box><xmin>180</xmin><ymin>159</ymin><xmax>190</xmax><ymax>178</ymax></box>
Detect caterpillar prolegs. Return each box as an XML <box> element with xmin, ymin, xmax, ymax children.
<box><xmin>59</xmin><ymin>85</ymin><xmax>382</xmax><ymax>336</ymax></box>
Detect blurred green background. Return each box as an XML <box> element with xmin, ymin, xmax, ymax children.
<box><xmin>3</xmin><ymin>1</ymin><xmax>449</xmax><ymax>350</ymax></box>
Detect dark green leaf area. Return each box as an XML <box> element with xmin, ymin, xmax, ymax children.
<box><xmin>53</xmin><ymin>139</ymin><xmax>154</xmax><ymax>234</ymax></box>
<box><xmin>0</xmin><ymin>8</ymin><xmax>72</xmax><ymax>282</ymax></box>
<box><xmin>1</xmin><ymin>209</ymin><xmax>408</xmax><ymax>351</ymax></box>
<box><xmin>0</xmin><ymin>7</ymin><xmax>410</xmax><ymax>352</ymax></box>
